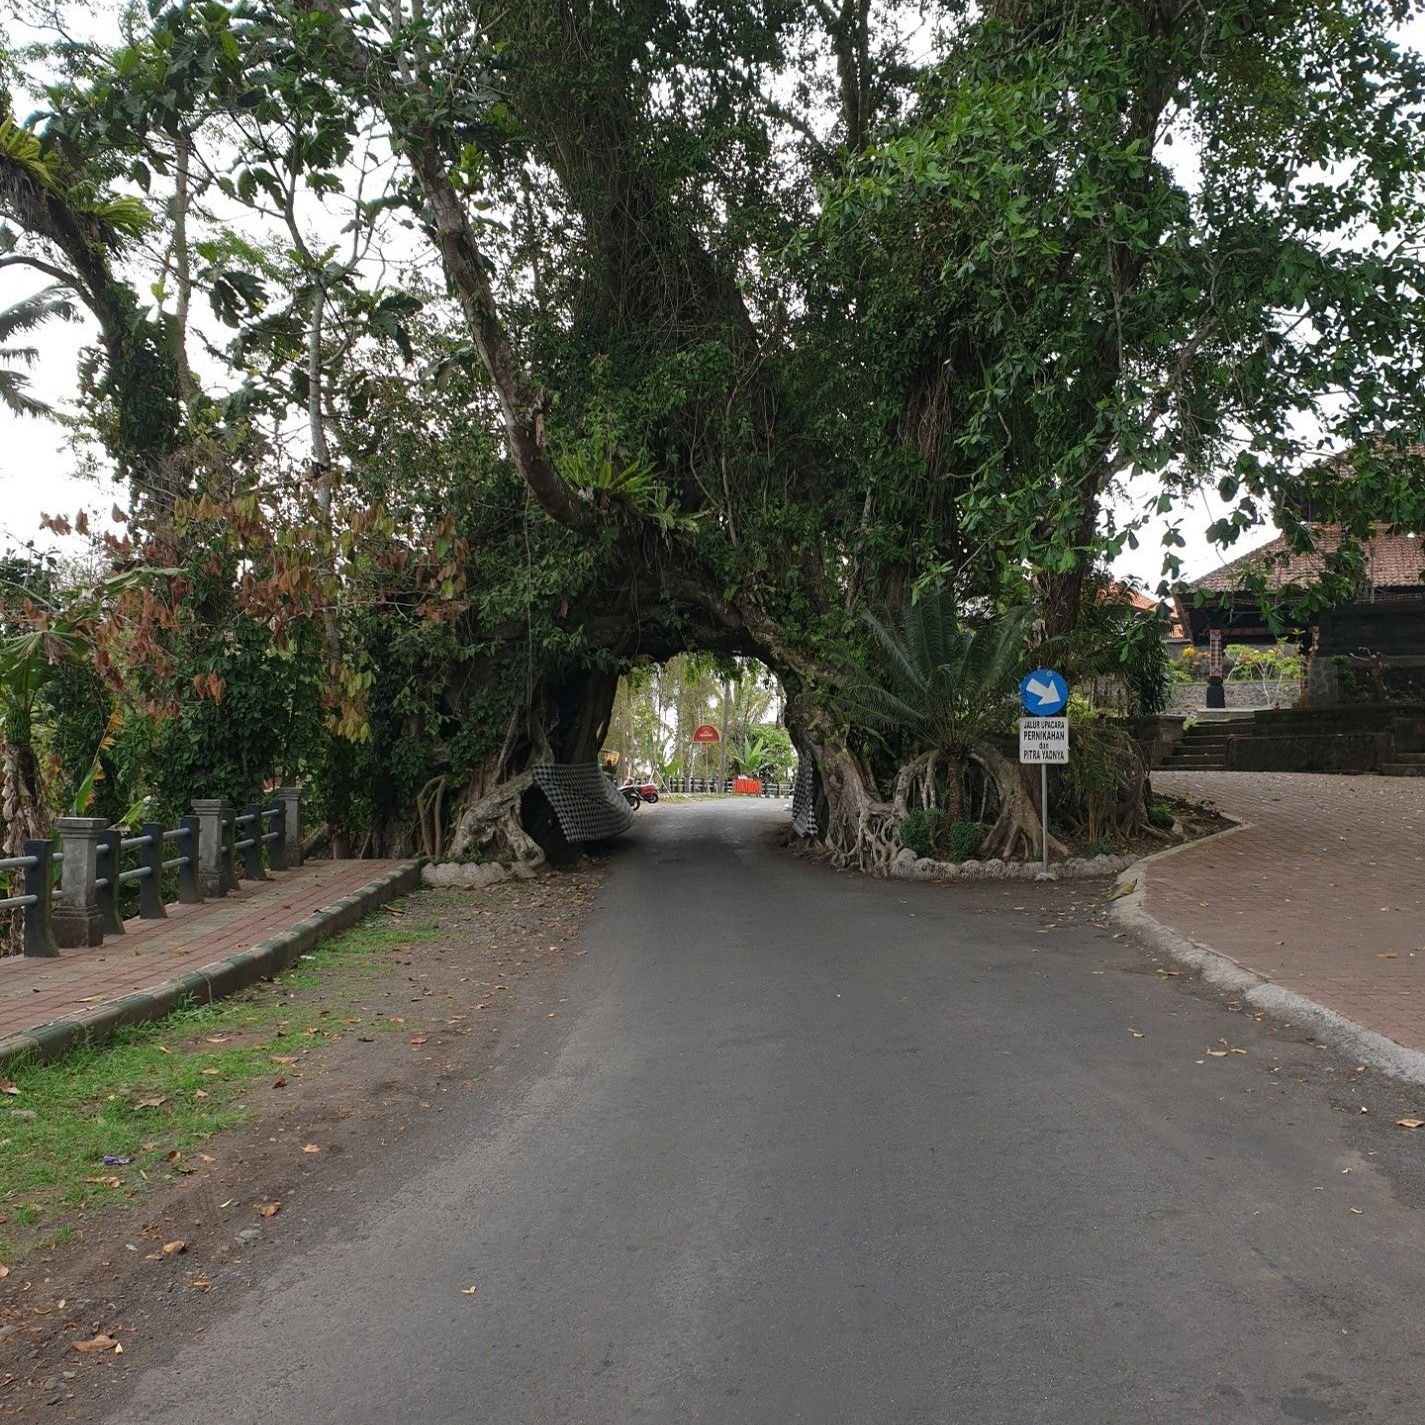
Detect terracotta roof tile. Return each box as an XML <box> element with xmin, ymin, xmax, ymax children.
<box><xmin>1187</xmin><ymin>526</ymin><xmax>1425</xmax><ymax>594</ymax></box>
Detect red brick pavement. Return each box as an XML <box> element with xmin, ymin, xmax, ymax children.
<box><xmin>0</xmin><ymin>860</ymin><xmax>409</xmax><ymax>1044</ymax></box>
<box><xmin>1149</xmin><ymin>772</ymin><xmax>1425</xmax><ymax>1052</ymax></box>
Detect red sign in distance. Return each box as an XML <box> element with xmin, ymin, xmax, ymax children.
<box><xmin>692</xmin><ymin>724</ymin><xmax>721</xmax><ymax>744</ymax></box>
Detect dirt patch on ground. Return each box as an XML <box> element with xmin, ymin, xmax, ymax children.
<box><xmin>1073</xmin><ymin>789</ymin><xmax>1237</xmax><ymax>863</ymax></box>
<box><xmin>0</xmin><ymin>870</ymin><xmax>599</xmax><ymax>1418</ymax></box>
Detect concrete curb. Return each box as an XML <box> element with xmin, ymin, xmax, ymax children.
<box><xmin>0</xmin><ymin>860</ymin><xmax>425</xmax><ymax>1072</ymax></box>
<box><xmin>1111</xmin><ymin>821</ymin><xmax>1425</xmax><ymax>1087</ymax></box>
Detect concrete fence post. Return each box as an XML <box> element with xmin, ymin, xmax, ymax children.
<box><xmin>176</xmin><ymin>815</ymin><xmax>203</xmax><ymax>904</ymax></box>
<box><xmin>222</xmin><ymin>807</ymin><xmax>239</xmax><ymax>891</ymax></box>
<box><xmin>274</xmin><ymin>787</ymin><xmax>303</xmax><ymax>870</ymax></box>
<box><xmin>138</xmin><ymin>822</ymin><xmax>168</xmax><ymax>919</ymax></box>
<box><xmin>241</xmin><ymin>802</ymin><xmax>269</xmax><ymax>882</ymax></box>
<box><xmin>192</xmin><ymin>799</ymin><xmax>230</xmax><ymax>900</ymax></box>
<box><xmin>52</xmin><ymin>816</ymin><xmax>110</xmax><ymax>948</ymax></box>
<box><xmin>21</xmin><ymin>838</ymin><xmax>57</xmax><ymax>957</ymax></box>
<box><xmin>96</xmin><ymin>828</ymin><xmax>125</xmax><ymax>936</ymax></box>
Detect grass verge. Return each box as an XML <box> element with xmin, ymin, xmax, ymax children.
<box><xmin>0</xmin><ymin>896</ymin><xmax>436</xmax><ymax>1265</ymax></box>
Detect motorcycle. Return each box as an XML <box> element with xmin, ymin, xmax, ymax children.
<box><xmin>619</xmin><ymin>780</ymin><xmax>659</xmax><ymax>807</ymax></box>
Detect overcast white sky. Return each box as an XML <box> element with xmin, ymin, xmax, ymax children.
<box><xmin>3</xmin><ymin>8</ymin><xmax>1423</xmax><ymax>590</ymax></box>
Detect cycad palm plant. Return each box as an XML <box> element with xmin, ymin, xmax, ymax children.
<box><xmin>838</xmin><ymin>586</ymin><xmax>1033</xmax><ymax>822</ymax></box>
<box><xmin>0</xmin><ymin>285</ymin><xmax>75</xmax><ymax>419</ymax></box>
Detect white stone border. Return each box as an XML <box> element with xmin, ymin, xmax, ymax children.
<box><xmin>1109</xmin><ymin>814</ymin><xmax>1425</xmax><ymax>1087</ymax></box>
<box><xmin>891</xmin><ymin>849</ymin><xmax>1138</xmax><ymax>882</ymax></box>
<box><xmin>421</xmin><ymin>859</ymin><xmax>540</xmax><ymax>891</ymax></box>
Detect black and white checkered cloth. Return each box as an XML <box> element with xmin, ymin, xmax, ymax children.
<box><xmin>531</xmin><ymin>763</ymin><xmax>635</xmax><ymax>842</ymax></box>
<box><xmin>791</xmin><ymin>759</ymin><xmax>818</xmax><ymax>838</ymax></box>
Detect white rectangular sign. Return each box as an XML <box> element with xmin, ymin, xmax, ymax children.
<box><xmin>1019</xmin><ymin>716</ymin><xmax>1069</xmax><ymax>764</ymax></box>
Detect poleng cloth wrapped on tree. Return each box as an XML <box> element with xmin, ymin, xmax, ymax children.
<box><xmin>530</xmin><ymin>764</ymin><xmax>636</xmax><ymax>842</ymax></box>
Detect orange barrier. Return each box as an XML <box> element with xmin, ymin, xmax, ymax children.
<box><xmin>733</xmin><ymin>777</ymin><xmax>763</xmax><ymax>795</ymax></box>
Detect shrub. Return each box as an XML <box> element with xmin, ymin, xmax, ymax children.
<box><xmin>946</xmin><ymin>818</ymin><xmax>982</xmax><ymax>861</ymax></box>
<box><xmin>1148</xmin><ymin>799</ymin><xmax>1175</xmax><ymax>829</ymax></box>
<box><xmin>898</xmin><ymin>810</ymin><xmax>983</xmax><ymax>862</ymax></box>
<box><xmin>1085</xmin><ymin>837</ymin><xmax>1118</xmax><ymax>858</ymax></box>
<box><xmin>898</xmin><ymin>806</ymin><xmax>943</xmax><ymax>859</ymax></box>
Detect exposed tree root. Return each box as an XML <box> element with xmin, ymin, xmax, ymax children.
<box><xmin>447</xmin><ymin>769</ymin><xmax>545</xmax><ymax>868</ymax></box>
<box><xmin>972</xmin><ymin>743</ymin><xmax>1068</xmax><ymax>862</ymax></box>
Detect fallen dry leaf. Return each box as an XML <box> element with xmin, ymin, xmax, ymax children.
<box><xmin>272</xmin><ymin>1077</ymin><xmax>288</xmax><ymax>1089</ymax></box>
<box><xmin>190</xmin><ymin>1275</ymin><xmax>212</xmax><ymax>1291</ymax></box>
<box><xmin>1206</xmin><ymin>1050</ymin><xmax>1228</xmax><ymax>1058</ymax></box>
<box><xmin>163</xmin><ymin>1240</ymin><xmax>186</xmax><ymax>1255</ymax></box>
<box><xmin>1349</xmin><ymin>1207</ymin><xmax>1364</xmax><ymax>1215</ymax></box>
<box><xmin>133</xmin><ymin>1093</ymin><xmax>167</xmax><ymax>1110</ymax></box>
<box><xmin>0</xmin><ymin>1082</ymin><xmax>19</xmax><ymax>1096</ymax></box>
<box><xmin>409</xmin><ymin>1036</ymin><xmax>428</xmax><ymax>1046</ymax></box>
<box><xmin>257</xmin><ymin>1201</ymin><xmax>281</xmax><ymax>1218</ymax></box>
<box><xmin>1397</xmin><ymin>1118</ymin><xmax>1425</xmax><ymax>1130</ymax></box>
<box><xmin>1128</xmin><ymin>1029</ymin><xmax>1145</xmax><ymax>1039</ymax></box>
<box><xmin>84</xmin><ymin>1176</ymin><xmax>123</xmax><ymax>1188</ymax></box>
<box><xmin>301</xmin><ymin>1143</ymin><xmax>320</xmax><ymax>1154</ymax></box>
<box><xmin>1377</xmin><ymin>952</ymin><xmax>1399</xmax><ymax>960</ymax></box>
<box><xmin>199</xmin><ymin>1067</ymin><xmax>221</xmax><ymax>1077</ymax></box>
<box><xmin>204</xmin><ymin>1036</ymin><xmax>229</xmax><ymax>1044</ymax></box>
<box><xmin>270</xmin><ymin>1055</ymin><xmax>298</xmax><ymax>1066</ymax></box>
<box><xmin>0</xmin><ymin>1264</ymin><xmax>9</xmax><ymax>1278</ymax></box>
<box><xmin>73</xmin><ymin>1334</ymin><xmax>119</xmax><ymax>1353</ymax></box>
<box><xmin>462</xmin><ymin>1286</ymin><xmax>478</xmax><ymax>1295</ymax></box>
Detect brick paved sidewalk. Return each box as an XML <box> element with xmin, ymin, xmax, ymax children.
<box><xmin>0</xmin><ymin>860</ymin><xmax>412</xmax><ymax>1048</ymax></box>
<box><xmin>1149</xmin><ymin>772</ymin><xmax>1425</xmax><ymax>1052</ymax></box>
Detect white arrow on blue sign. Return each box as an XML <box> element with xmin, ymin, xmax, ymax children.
<box><xmin>1019</xmin><ymin>668</ymin><xmax>1068</xmax><ymax>716</ymax></box>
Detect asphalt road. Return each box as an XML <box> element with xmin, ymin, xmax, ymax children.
<box><xmin>108</xmin><ymin>801</ymin><xmax>1425</xmax><ymax>1424</ymax></box>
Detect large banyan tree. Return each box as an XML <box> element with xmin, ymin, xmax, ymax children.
<box><xmin>3</xmin><ymin>0</ymin><xmax>1425</xmax><ymax>872</ymax></box>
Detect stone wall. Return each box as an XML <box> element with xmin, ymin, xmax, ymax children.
<box><xmin>1165</xmin><ymin>682</ymin><xmax>1300</xmax><ymax>716</ymax></box>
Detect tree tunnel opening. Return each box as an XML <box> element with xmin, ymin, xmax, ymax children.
<box><xmin>519</xmin><ymin>653</ymin><xmax>799</xmax><ymax>865</ymax></box>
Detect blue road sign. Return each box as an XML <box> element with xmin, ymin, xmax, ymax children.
<box><xmin>1020</xmin><ymin>668</ymin><xmax>1069</xmax><ymax>716</ymax></box>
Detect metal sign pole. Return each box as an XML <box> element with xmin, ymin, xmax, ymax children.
<box><xmin>1041</xmin><ymin>763</ymin><xmax>1049</xmax><ymax>875</ymax></box>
